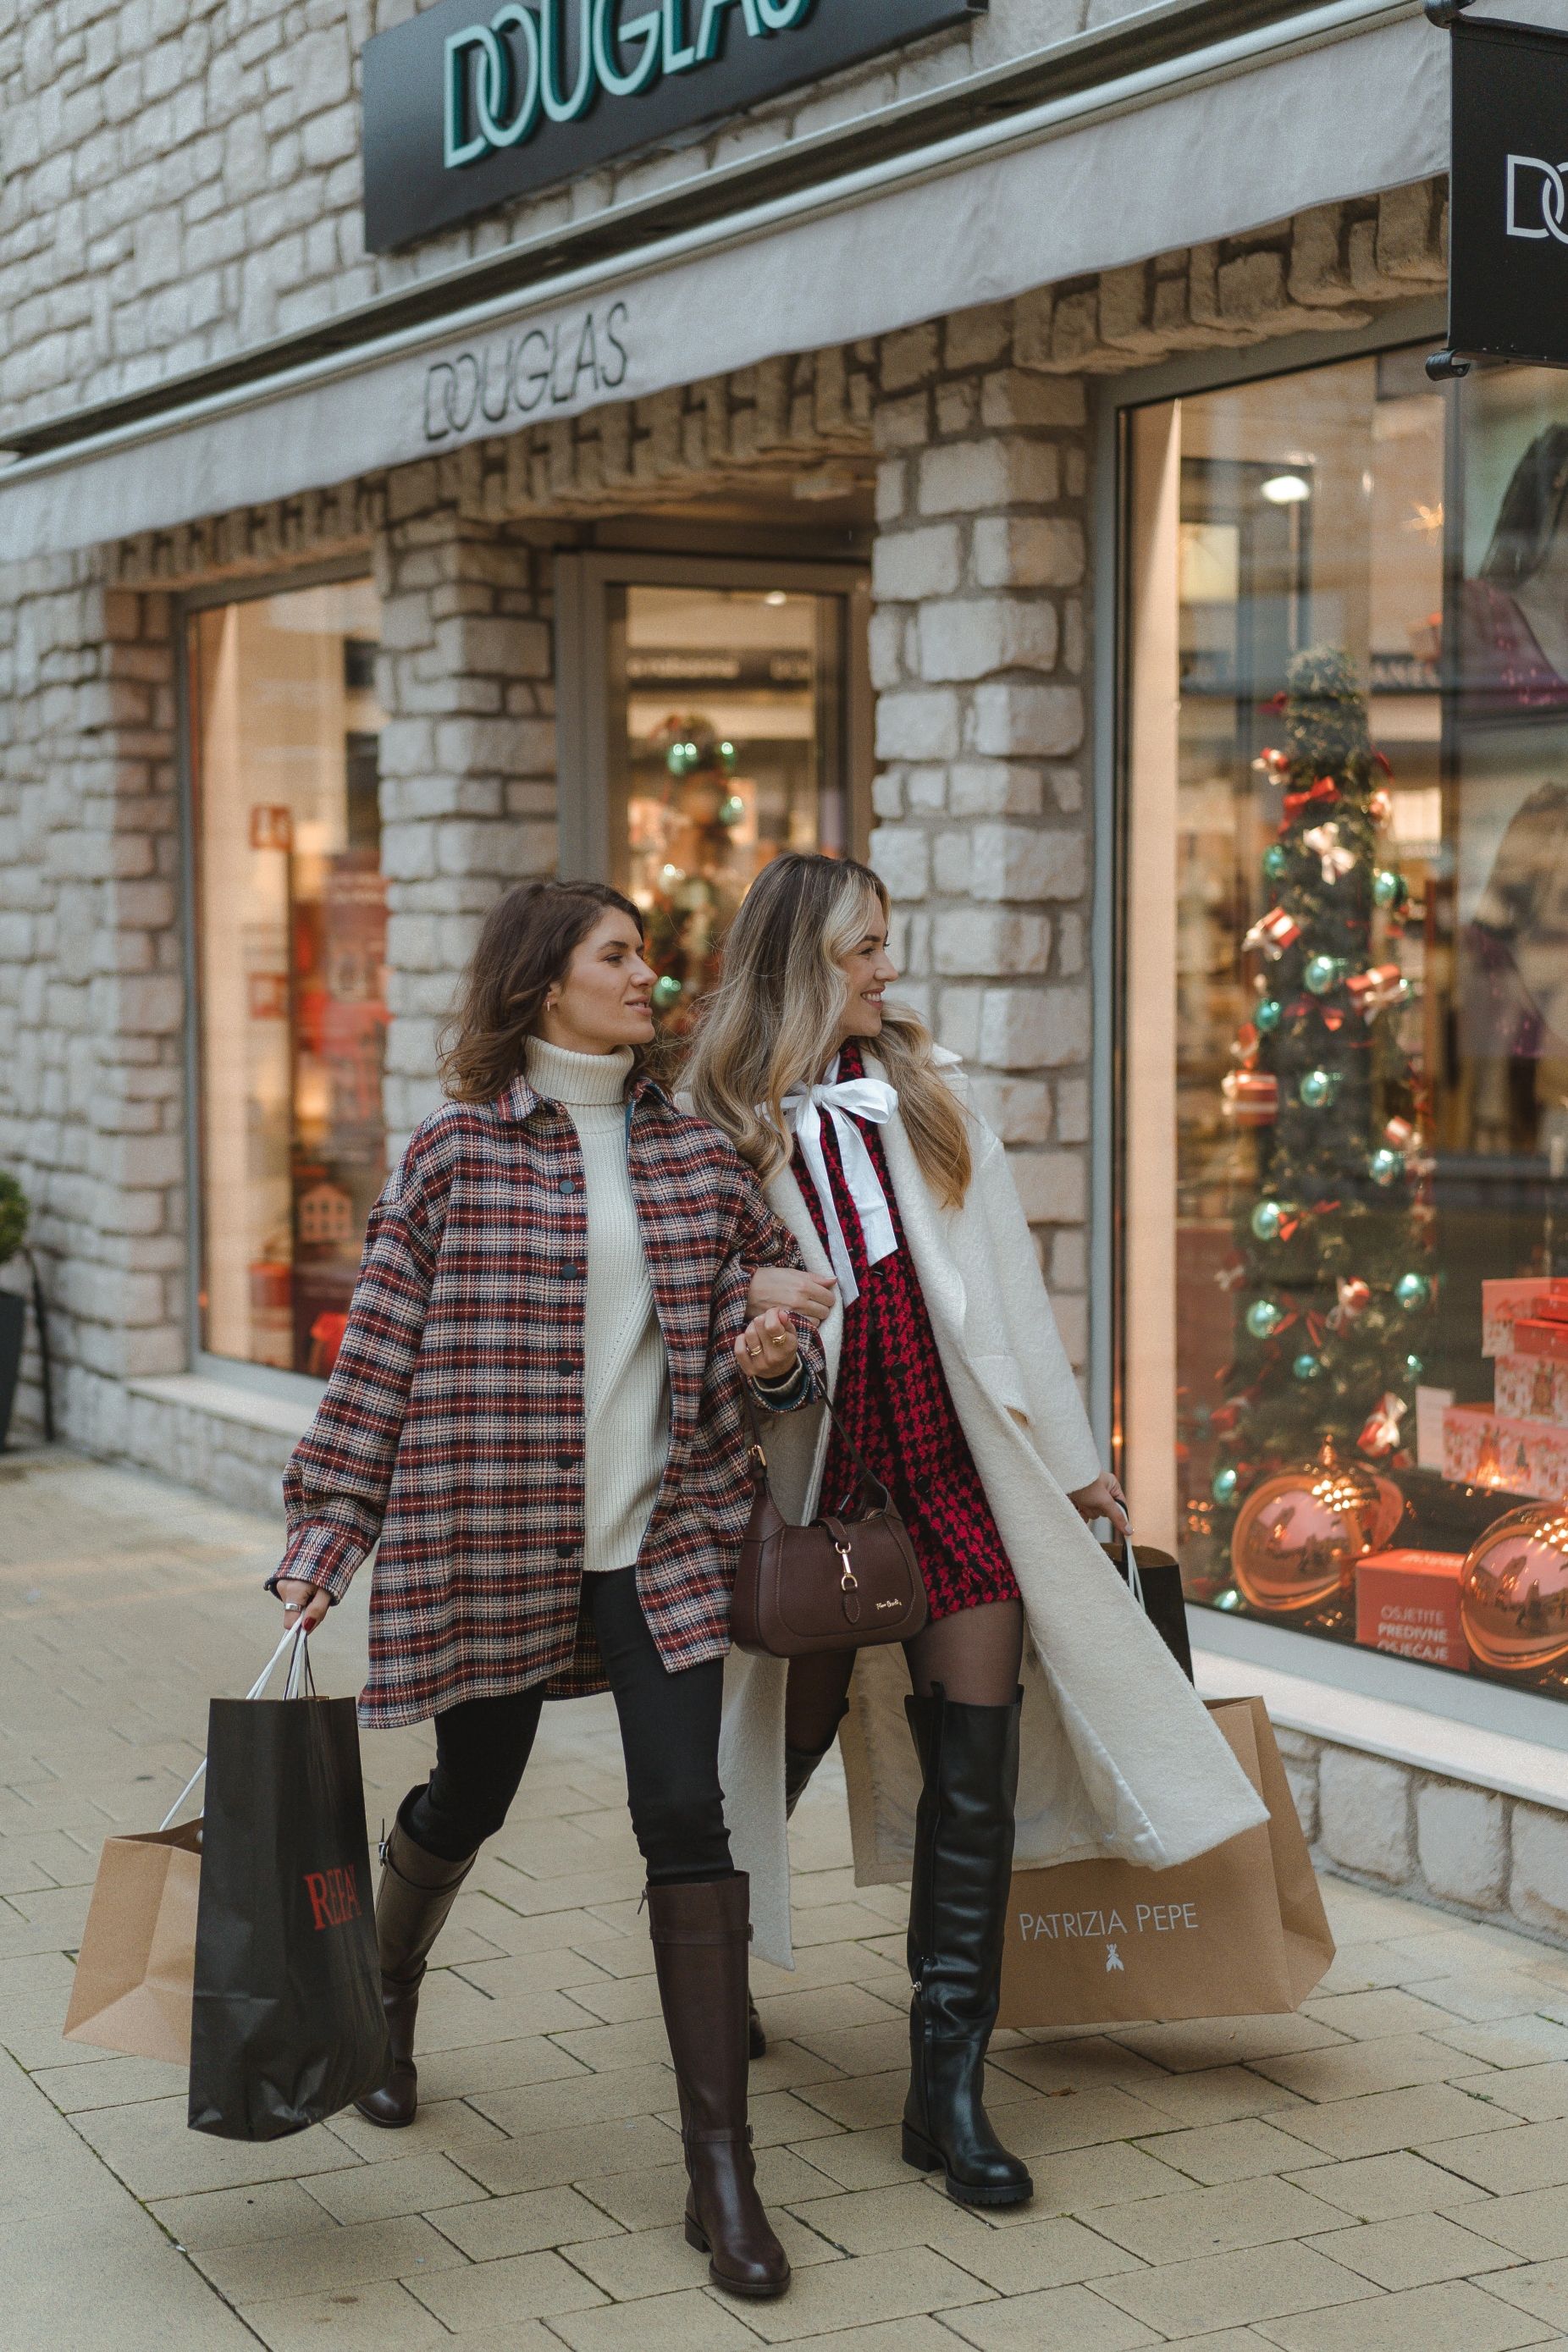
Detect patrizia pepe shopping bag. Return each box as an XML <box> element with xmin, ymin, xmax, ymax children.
<box><xmin>997</xmin><ymin>1697</ymin><xmax>1334</xmax><ymax>2029</ymax></box>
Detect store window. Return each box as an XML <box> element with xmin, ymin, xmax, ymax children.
<box><xmin>187</xmin><ymin>581</ymin><xmax>386</xmax><ymax>1380</ymax></box>
<box><xmin>609</xmin><ymin>582</ymin><xmax>851</xmax><ymax>1031</ymax></box>
<box><xmin>1124</xmin><ymin>350</ymin><xmax>1568</xmax><ymax>1699</ymax></box>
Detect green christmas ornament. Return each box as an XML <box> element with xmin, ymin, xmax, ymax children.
<box><xmin>1245</xmin><ymin>1298</ymin><xmax>1285</xmax><ymax>1339</ymax></box>
<box><xmin>1394</xmin><ymin>1271</ymin><xmax>1431</xmax><ymax>1312</ymax></box>
<box><xmin>651</xmin><ymin>974</ymin><xmax>683</xmax><ymax>1009</ymax></box>
<box><xmin>1211</xmin><ymin>1466</ymin><xmax>1239</xmax><ymax>1506</ymax></box>
<box><xmin>1263</xmin><ymin>843</ymin><xmax>1290</xmax><ymax>881</ymax></box>
<box><xmin>1372</xmin><ymin>867</ymin><xmax>1406</xmax><ymax>910</ymax></box>
<box><xmin>1303</xmin><ymin>954</ymin><xmax>1343</xmax><ymax>996</ymax></box>
<box><xmin>1367</xmin><ymin>1147</ymin><xmax>1405</xmax><ymax>1187</ymax></box>
<box><xmin>1251</xmin><ymin>1199</ymin><xmax>1285</xmax><ymax>1241</ymax></box>
<box><xmin>1298</xmin><ymin>1067</ymin><xmax>1339</xmax><ymax>1109</ymax></box>
<box><xmin>1214</xmin><ymin>1587</ymin><xmax>1242</xmax><ymax>1611</ymax></box>
<box><xmin>1292</xmin><ymin>1352</ymin><xmax>1323</xmax><ymax>1382</ymax></box>
<box><xmin>1405</xmin><ymin>1354</ymin><xmax>1424</xmax><ymax>1380</ymax></box>
<box><xmin>1254</xmin><ymin>997</ymin><xmax>1282</xmax><ymax>1035</ymax></box>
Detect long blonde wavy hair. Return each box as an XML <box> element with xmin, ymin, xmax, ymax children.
<box><xmin>685</xmin><ymin>853</ymin><xmax>973</xmax><ymax>1208</ymax></box>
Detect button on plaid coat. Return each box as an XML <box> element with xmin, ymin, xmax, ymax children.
<box><xmin>273</xmin><ymin>1070</ymin><xmax>821</xmax><ymax>1728</ymax></box>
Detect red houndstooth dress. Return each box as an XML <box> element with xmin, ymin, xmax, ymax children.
<box><xmin>794</xmin><ymin>1043</ymin><xmax>1020</xmax><ymax>1622</ymax></box>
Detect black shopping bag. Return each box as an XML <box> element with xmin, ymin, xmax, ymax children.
<box><xmin>1104</xmin><ymin>1532</ymin><xmax>1195</xmax><ymax>1682</ymax></box>
<box><xmin>189</xmin><ymin>1628</ymin><xmax>389</xmax><ymax>2139</ymax></box>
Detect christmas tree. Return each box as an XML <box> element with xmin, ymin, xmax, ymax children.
<box><xmin>1207</xmin><ymin>647</ymin><xmax>1434</xmax><ymax>1579</ymax></box>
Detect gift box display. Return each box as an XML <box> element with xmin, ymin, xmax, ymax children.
<box><xmin>1440</xmin><ymin>1404</ymin><xmax>1568</xmax><ymax>1502</ymax></box>
<box><xmin>1481</xmin><ymin>1278</ymin><xmax>1568</xmax><ymax>1357</ymax></box>
<box><xmin>1494</xmin><ymin>1353</ymin><xmax>1568</xmax><ymax>1428</ymax></box>
<box><xmin>1354</xmin><ymin>1548</ymin><xmax>1469</xmax><ymax>1669</ymax></box>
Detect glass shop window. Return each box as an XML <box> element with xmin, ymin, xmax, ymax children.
<box><xmin>1123</xmin><ymin>351</ymin><xmax>1568</xmax><ymax>1700</ymax></box>
<box><xmin>609</xmin><ymin>583</ymin><xmax>848</xmax><ymax>1033</ymax></box>
<box><xmin>188</xmin><ymin>581</ymin><xmax>386</xmax><ymax>1381</ymax></box>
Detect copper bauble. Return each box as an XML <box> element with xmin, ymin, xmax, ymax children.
<box><xmin>1231</xmin><ymin>1439</ymin><xmax>1374</xmax><ymax>1612</ymax></box>
<box><xmin>1459</xmin><ymin>1504</ymin><xmax>1568</xmax><ymax>1675</ymax></box>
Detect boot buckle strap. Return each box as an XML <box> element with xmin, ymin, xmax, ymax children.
<box><xmin>683</xmin><ymin>2124</ymin><xmax>754</xmax><ymax>2147</ymax></box>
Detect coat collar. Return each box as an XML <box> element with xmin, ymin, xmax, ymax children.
<box><xmin>494</xmin><ymin>1066</ymin><xmax>668</xmax><ymax>1124</ymax></box>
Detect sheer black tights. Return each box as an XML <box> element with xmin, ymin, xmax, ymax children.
<box><xmin>781</xmin><ymin>1598</ymin><xmax>1024</xmax><ymax>1754</ymax></box>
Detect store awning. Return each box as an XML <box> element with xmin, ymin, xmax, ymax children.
<box><xmin>0</xmin><ymin>3</ymin><xmax>1444</xmax><ymax>564</ymax></box>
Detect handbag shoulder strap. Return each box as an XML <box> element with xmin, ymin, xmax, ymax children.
<box><xmin>738</xmin><ymin>1373</ymin><xmax>893</xmax><ymax>1516</ymax></box>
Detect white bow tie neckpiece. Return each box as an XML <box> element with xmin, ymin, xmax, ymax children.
<box><xmin>780</xmin><ymin>1063</ymin><xmax>899</xmax><ymax>1306</ymax></box>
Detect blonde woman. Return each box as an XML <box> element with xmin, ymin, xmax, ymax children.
<box><xmin>687</xmin><ymin>853</ymin><xmax>1266</xmax><ymax>2208</ymax></box>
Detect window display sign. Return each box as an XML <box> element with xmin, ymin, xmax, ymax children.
<box><xmin>362</xmin><ymin>0</ymin><xmax>985</xmax><ymax>253</ymax></box>
<box><xmin>1445</xmin><ymin>14</ymin><xmax>1568</xmax><ymax>372</ymax></box>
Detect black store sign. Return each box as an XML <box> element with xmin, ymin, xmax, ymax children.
<box><xmin>362</xmin><ymin>0</ymin><xmax>985</xmax><ymax>254</ymax></box>
<box><xmin>1449</xmin><ymin>14</ymin><xmax>1568</xmax><ymax>369</ymax></box>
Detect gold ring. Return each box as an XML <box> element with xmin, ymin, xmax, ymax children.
<box><xmin>748</xmin><ymin>1346</ymin><xmax>763</xmax><ymax>1359</ymax></box>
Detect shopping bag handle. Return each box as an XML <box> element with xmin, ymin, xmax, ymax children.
<box><xmin>1102</xmin><ymin>1527</ymin><xmax>1146</xmax><ymax>1614</ymax></box>
<box><xmin>158</xmin><ymin>1621</ymin><xmax>312</xmax><ymax>1830</ymax></box>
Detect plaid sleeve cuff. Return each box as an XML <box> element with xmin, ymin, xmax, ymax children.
<box><xmin>265</xmin><ymin>1521</ymin><xmax>368</xmax><ymax>1603</ymax></box>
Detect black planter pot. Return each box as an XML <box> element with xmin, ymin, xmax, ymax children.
<box><xmin>0</xmin><ymin>1290</ymin><xmax>25</xmax><ymax>1450</ymax></box>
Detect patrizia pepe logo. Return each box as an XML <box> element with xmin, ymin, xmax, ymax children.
<box><xmin>422</xmin><ymin>299</ymin><xmax>630</xmax><ymax>440</ymax></box>
<box><xmin>444</xmin><ymin>0</ymin><xmax>814</xmax><ymax>168</ymax></box>
<box><xmin>1016</xmin><ymin>1898</ymin><xmax>1201</xmax><ymax>1972</ymax></box>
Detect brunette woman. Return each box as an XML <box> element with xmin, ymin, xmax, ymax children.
<box><xmin>687</xmin><ymin>853</ymin><xmax>1266</xmax><ymax>2209</ymax></box>
<box><xmin>270</xmin><ymin>881</ymin><xmax>820</xmax><ymax>2301</ymax></box>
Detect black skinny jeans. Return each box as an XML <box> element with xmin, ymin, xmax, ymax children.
<box><xmin>406</xmin><ymin>1567</ymin><xmax>732</xmax><ymax>1884</ymax></box>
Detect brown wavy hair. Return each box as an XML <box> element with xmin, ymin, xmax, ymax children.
<box><xmin>439</xmin><ymin>880</ymin><xmax>647</xmax><ymax>1102</ymax></box>
<box><xmin>685</xmin><ymin>853</ymin><xmax>973</xmax><ymax>1208</ymax></box>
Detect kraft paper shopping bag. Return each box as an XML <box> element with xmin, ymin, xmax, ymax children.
<box><xmin>997</xmin><ymin>1697</ymin><xmax>1333</xmax><ymax>2028</ymax></box>
<box><xmin>63</xmin><ymin>1819</ymin><xmax>202</xmax><ymax>2065</ymax></box>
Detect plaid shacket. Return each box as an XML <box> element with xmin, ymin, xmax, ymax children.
<box><xmin>273</xmin><ymin>1069</ymin><xmax>822</xmax><ymax>1728</ymax></box>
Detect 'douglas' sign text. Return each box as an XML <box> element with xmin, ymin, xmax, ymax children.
<box><xmin>362</xmin><ymin>0</ymin><xmax>985</xmax><ymax>253</ymax></box>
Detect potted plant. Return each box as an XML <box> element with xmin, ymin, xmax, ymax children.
<box><xmin>0</xmin><ymin>1173</ymin><xmax>30</xmax><ymax>1449</ymax></box>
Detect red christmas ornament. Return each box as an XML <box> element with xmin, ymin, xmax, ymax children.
<box><xmin>1369</xmin><ymin>786</ymin><xmax>1394</xmax><ymax>826</ymax></box>
<box><xmin>1383</xmin><ymin>1116</ymin><xmax>1415</xmax><ymax>1150</ymax></box>
<box><xmin>1358</xmin><ymin>1394</ymin><xmax>1408</xmax><ymax>1458</ymax></box>
<box><xmin>1251</xmin><ymin>746</ymin><xmax>1291</xmax><ymax>781</ymax></box>
<box><xmin>1329</xmin><ymin>1276</ymin><xmax>1372</xmax><ymax>1330</ymax></box>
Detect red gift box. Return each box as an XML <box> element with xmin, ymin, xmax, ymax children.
<box><xmin>1514</xmin><ymin>1317</ymin><xmax>1568</xmax><ymax>1364</ymax></box>
<box><xmin>1495</xmin><ymin>1353</ymin><xmax>1568</xmax><ymax>1427</ymax></box>
<box><xmin>1441</xmin><ymin>1403</ymin><xmax>1568</xmax><ymax>1499</ymax></box>
<box><xmin>1355</xmin><ymin>1549</ymin><xmax>1470</xmax><ymax>1670</ymax></box>
<box><xmin>1481</xmin><ymin>1278</ymin><xmax>1568</xmax><ymax>1355</ymax></box>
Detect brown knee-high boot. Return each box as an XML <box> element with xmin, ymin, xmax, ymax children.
<box><xmin>355</xmin><ymin>1790</ymin><xmax>478</xmax><ymax>2128</ymax></box>
<box><xmin>647</xmin><ymin>1874</ymin><xmax>791</xmax><ymax>2300</ymax></box>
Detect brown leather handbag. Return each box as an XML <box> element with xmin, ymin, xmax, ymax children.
<box><xmin>730</xmin><ymin>1386</ymin><xmax>928</xmax><ymax>1656</ymax></box>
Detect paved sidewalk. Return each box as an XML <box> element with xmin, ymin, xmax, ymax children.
<box><xmin>5</xmin><ymin>1451</ymin><xmax>1568</xmax><ymax>2350</ymax></box>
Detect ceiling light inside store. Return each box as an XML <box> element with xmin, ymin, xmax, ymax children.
<box><xmin>1261</xmin><ymin>473</ymin><xmax>1311</xmax><ymax>505</ymax></box>
<box><xmin>764</xmin><ymin>592</ymin><xmax>787</xmax><ymax>606</ymax></box>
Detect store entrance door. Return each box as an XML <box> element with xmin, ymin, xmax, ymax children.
<box><xmin>557</xmin><ymin>554</ymin><xmax>871</xmax><ymax>1034</ymax></box>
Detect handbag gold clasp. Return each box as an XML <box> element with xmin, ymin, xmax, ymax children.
<box><xmin>834</xmin><ymin>1539</ymin><xmax>857</xmax><ymax>1591</ymax></box>
<box><xmin>748</xmin><ymin>1442</ymin><xmax>768</xmax><ymax>1471</ymax></box>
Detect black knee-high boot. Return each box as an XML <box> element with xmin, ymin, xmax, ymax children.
<box><xmin>355</xmin><ymin>1789</ymin><xmax>478</xmax><ymax>2128</ymax></box>
<box><xmin>901</xmin><ymin>1688</ymin><xmax>1031</xmax><ymax>2206</ymax></box>
<box><xmin>748</xmin><ymin>1725</ymin><xmax>844</xmax><ymax>2061</ymax></box>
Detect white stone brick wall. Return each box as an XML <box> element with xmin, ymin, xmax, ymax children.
<box><xmin>1274</xmin><ymin>1728</ymin><xmax>1568</xmax><ymax>1951</ymax></box>
<box><xmin>0</xmin><ymin>0</ymin><xmax>1126</xmax><ymax>437</ymax></box>
<box><xmin>870</xmin><ymin>305</ymin><xmax>1094</xmax><ymax>1367</ymax></box>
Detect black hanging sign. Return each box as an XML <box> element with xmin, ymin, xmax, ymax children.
<box><xmin>362</xmin><ymin>0</ymin><xmax>986</xmax><ymax>256</ymax></box>
<box><xmin>1435</xmin><ymin>9</ymin><xmax>1568</xmax><ymax>377</ymax></box>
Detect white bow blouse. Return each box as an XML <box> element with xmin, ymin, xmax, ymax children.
<box><xmin>779</xmin><ymin>1058</ymin><xmax>899</xmax><ymax>1306</ymax></box>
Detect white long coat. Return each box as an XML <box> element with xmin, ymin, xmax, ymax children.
<box><xmin>719</xmin><ymin>1057</ymin><xmax>1268</xmax><ymax>1968</ymax></box>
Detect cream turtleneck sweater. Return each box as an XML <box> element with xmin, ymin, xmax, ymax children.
<box><xmin>524</xmin><ymin>1037</ymin><xmax>671</xmax><ymax>1573</ymax></box>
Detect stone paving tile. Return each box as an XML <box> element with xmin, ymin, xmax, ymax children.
<box><xmin>588</xmin><ymin>2143</ymin><xmax>832</xmax><ymax>2229</ymax></box>
<box><xmin>1251</xmin><ymin>2277</ymin><xmax>1560</xmax><ymax>2350</ymax></box>
<box><xmin>1092</xmin><ymin>2239</ymin><xmax>1376</xmax><ymax>2335</ymax></box>
<box><xmin>152</xmin><ymin>2178</ymin><xmax>333</xmax><ymax>2250</ymax></box>
<box><xmin>543</xmin><ymin>2285</ymin><xmax>765</xmax><ymax>2350</ymax></box>
<box><xmin>567</xmin><ymin>2210</ymin><xmax>840</xmax><ymax>2298</ymax></box>
<box><xmin>192</xmin><ymin>2211</ymin><xmax>468</xmax><ymax>2303</ymax></box>
<box><xmin>1084</xmin><ymin>2176</ymin><xmax>1353</xmax><ymax>2265</ymax></box>
<box><xmin>1455</xmin><ymin>2184</ymin><xmax>1568</xmax><ymax>2261</ymax></box>
<box><xmin>1251</xmin><ymin>2034</ymin><xmax>1503</xmax><ymax>2104</ymax></box>
<box><xmin>1132</xmin><ymin>2115</ymin><xmax>1328</xmax><ymax>2185</ymax></box>
<box><xmin>1105</xmin><ymin>2062</ymin><xmax>1313</xmax><ymax>2128</ymax></box>
<box><xmin>937</xmin><ymin>2280</ymin><xmax>1162</xmax><ymax>2348</ymax></box>
<box><xmin>1108</xmin><ymin>2014</ymin><xmax>1349</xmax><ymax>2071</ymax></box>
<box><xmin>1307</xmin><ymin>2208</ymin><xmax>1525</xmax><ymax>2289</ymax></box>
<box><xmin>1461</xmin><ymin>2061</ymin><xmax>1568</xmax><ymax>2123</ymax></box>
<box><xmin>422</xmin><ymin>2181</ymin><xmax>620</xmax><ymax>2258</ymax></box>
<box><xmin>1424</xmin><ymin>2118</ymin><xmax>1568</xmax><ymax>2196</ymax></box>
<box><xmin>1281</xmin><ymin>2151</ymin><xmax>1494</xmax><ymax>2220</ymax></box>
<box><xmin>403</xmin><ymin>2244</ymin><xmax>609</xmax><ymax>2329</ymax></box>
<box><xmin>455</xmin><ymin>2112</ymin><xmax>687</xmax><ymax>2194</ymax></box>
<box><xmin>1479</xmin><ymin>2254</ymin><xmax>1568</xmax><ymax>2331</ymax></box>
<box><xmin>1277</xmin><ymin>2082</ymin><xmax>1519</xmax><ymax>2162</ymax></box>
<box><xmin>236</xmin><ymin>2279</ymin><xmax>454</xmax><ymax>2351</ymax></box>
<box><xmin>726</xmin><ymin>2245</ymin><xmax>994</xmax><ymax>2340</ymax></box>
